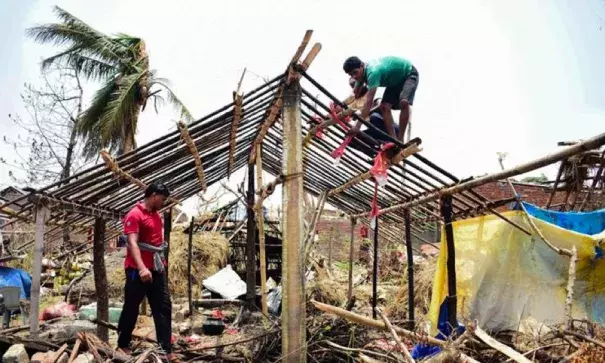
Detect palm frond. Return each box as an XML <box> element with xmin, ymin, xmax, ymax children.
<box><xmin>78</xmin><ymin>79</ymin><xmax>118</xmax><ymax>138</ymax></box>
<box><xmin>97</xmin><ymin>70</ymin><xmax>146</xmax><ymax>143</ymax></box>
<box><xmin>151</xmin><ymin>80</ymin><xmax>194</xmax><ymax>123</ymax></box>
<box><xmin>42</xmin><ymin>49</ymin><xmax>117</xmax><ymax>81</ymax></box>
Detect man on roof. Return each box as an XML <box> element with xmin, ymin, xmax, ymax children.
<box><xmin>343</xmin><ymin>56</ymin><xmax>419</xmax><ymax>142</ymax></box>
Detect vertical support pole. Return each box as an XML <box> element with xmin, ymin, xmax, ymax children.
<box><xmin>282</xmin><ymin>79</ymin><xmax>306</xmax><ymax>362</ymax></box>
<box><xmin>93</xmin><ymin>217</ymin><xmax>108</xmax><ymax>342</ymax></box>
<box><xmin>404</xmin><ymin>209</ymin><xmax>415</xmax><ymax>330</ymax></box>
<box><xmin>328</xmin><ymin>226</ymin><xmax>334</xmax><ymax>271</ymax></box>
<box><xmin>163</xmin><ymin>209</ymin><xmax>172</xmax><ymax>282</ymax></box>
<box><xmin>30</xmin><ymin>204</ymin><xmax>48</xmax><ymax>337</ymax></box>
<box><xmin>440</xmin><ymin>195</ymin><xmax>458</xmax><ymax>332</ymax></box>
<box><xmin>246</xmin><ymin>161</ymin><xmax>257</xmax><ymax>307</ymax></box>
<box><xmin>348</xmin><ymin>217</ymin><xmax>356</xmax><ymax>302</ymax></box>
<box><xmin>256</xmin><ymin>145</ymin><xmax>268</xmax><ymax>316</ymax></box>
<box><xmin>187</xmin><ymin>217</ymin><xmax>194</xmax><ymax>315</ymax></box>
<box><xmin>372</xmin><ymin>217</ymin><xmax>379</xmax><ymax>320</ymax></box>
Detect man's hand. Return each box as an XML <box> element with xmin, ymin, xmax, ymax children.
<box><xmin>139</xmin><ymin>268</ymin><xmax>153</xmax><ymax>283</ymax></box>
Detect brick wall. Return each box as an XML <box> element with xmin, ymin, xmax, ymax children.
<box><xmin>311</xmin><ymin>181</ymin><xmax>604</xmax><ymax>262</ymax></box>
<box><xmin>474</xmin><ymin>181</ymin><xmax>589</xmax><ymax>211</ymax></box>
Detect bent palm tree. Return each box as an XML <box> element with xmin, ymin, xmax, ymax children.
<box><xmin>26</xmin><ymin>6</ymin><xmax>193</xmax><ymax>159</ymax></box>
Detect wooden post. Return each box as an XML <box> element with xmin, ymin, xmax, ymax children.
<box><xmin>348</xmin><ymin>217</ymin><xmax>356</xmax><ymax>302</ymax></box>
<box><xmin>30</xmin><ymin>204</ymin><xmax>48</xmax><ymax>337</ymax></box>
<box><xmin>440</xmin><ymin>195</ymin><xmax>458</xmax><ymax>332</ymax></box>
<box><xmin>404</xmin><ymin>209</ymin><xmax>415</xmax><ymax>330</ymax></box>
<box><xmin>93</xmin><ymin>217</ymin><xmax>108</xmax><ymax>342</ymax></box>
<box><xmin>246</xmin><ymin>162</ymin><xmax>257</xmax><ymax>307</ymax></box>
<box><xmin>187</xmin><ymin>217</ymin><xmax>194</xmax><ymax>315</ymax></box>
<box><xmin>256</xmin><ymin>145</ymin><xmax>268</xmax><ymax>316</ymax></box>
<box><xmin>328</xmin><ymin>226</ymin><xmax>334</xmax><ymax>271</ymax></box>
<box><xmin>163</xmin><ymin>209</ymin><xmax>172</xmax><ymax>282</ymax></box>
<box><xmin>372</xmin><ymin>217</ymin><xmax>379</xmax><ymax>320</ymax></box>
<box><xmin>282</xmin><ymin>79</ymin><xmax>306</xmax><ymax>362</ymax></box>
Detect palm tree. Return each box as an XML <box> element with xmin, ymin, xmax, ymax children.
<box><xmin>26</xmin><ymin>6</ymin><xmax>193</xmax><ymax>159</ymax></box>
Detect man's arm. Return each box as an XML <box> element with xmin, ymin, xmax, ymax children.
<box><xmin>348</xmin><ymin>87</ymin><xmax>378</xmax><ymax>136</ymax></box>
<box><xmin>126</xmin><ymin>233</ymin><xmax>152</xmax><ymax>282</ymax></box>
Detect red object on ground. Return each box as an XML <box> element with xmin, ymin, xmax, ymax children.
<box><xmin>211</xmin><ymin>309</ymin><xmax>224</xmax><ymax>320</ymax></box>
<box><xmin>39</xmin><ymin>302</ymin><xmax>76</xmax><ymax>321</ymax></box>
<box><xmin>360</xmin><ymin>225</ymin><xmax>369</xmax><ymax>238</ymax></box>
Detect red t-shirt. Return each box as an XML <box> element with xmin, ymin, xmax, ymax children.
<box><xmin>123</xmin><ymin>202</ymin><xmax>164</xmax><ymax>270</ymax></box>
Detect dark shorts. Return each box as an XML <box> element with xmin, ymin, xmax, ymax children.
<box><xmin>381</xmin><ymin>66</ymin><xmax>419</xmax><ymax>108</ymax></box>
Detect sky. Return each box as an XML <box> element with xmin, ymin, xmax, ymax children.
<box><xmin>1</xmin><ymin>0</ymin><xmax>604</xmax><ymax>215</ymax></box>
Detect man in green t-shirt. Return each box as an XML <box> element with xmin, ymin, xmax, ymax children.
<box><xmin>343</xmin><ymin>56</ymin><xmax>419</xmax><ymax>142</ymax></box>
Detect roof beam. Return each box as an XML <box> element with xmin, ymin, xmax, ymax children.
<box><xmin>351</xmin><ymin>132</ymin><xmax>605</xmax><ymax>218</ymax></box>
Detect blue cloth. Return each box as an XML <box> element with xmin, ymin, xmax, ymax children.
<box><xmin>412</xmin><ymin>299</ymin><xmax>465</xmax><ymax>359</ymax></box>
<box><xmin>522</xmin><ymin>202</ymin><xmax>605</xmax><ymax>235</ymax></box>
<box><xmin>0</xmin><ymin>267</ymin><xmax>31</xmax><ymax>299</ymax></box>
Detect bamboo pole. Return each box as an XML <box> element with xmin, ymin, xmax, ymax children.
<box><xmin>565</xmin><ymin>246</ymin><xmax>578</xmax><ymax>329</ymax></box>
<box><xmin>92</xmin><ymin>217</ymin><xmax>108</xmax><ymax>342</ymax></box>
<box><xmin>348</xmin><ymin>217</ymin><xmax>356</xmax><ymax>302</ymax></box>
<box><xmin>281</xmin><ymin>79</ymin><xmax>306</xmax><ymax>363</ymax></box>
<box><xmin>351</xmin><ymin>132</ymin><xmax>605</xmax><ymax>218</ymax></box>
<box><xmin>404</xmin><ymin>208</ymin><xmax>415</xmax><ymax>330</ymax></box>
<box><xmin>441</xmin><ymin>195</ymin><xmax>458</xmax><ymax>331</ymax></box>
<box><xmin>474</xmin><ymin>326</ymin><xmax>531</xmax><ymax>363</ymax></box>
<box><xmin>375</xmin><ymin>307</ymin><xmax>415</xmax><ymax>363</ymax></box>
<box><xmin>256</xmin><ymin>145</ymin><xmax>268</xmax><ymax>316</ymax></box>
<box><xmin>246</xmin><ymin>162</ymin><xmax>257</xmax><ymax>308</ymax></box>
<box><xmin>30</xmin><ymin>204</ymin><xmax>48</xmax><ymax>337</ymax></box>
<box><xmin>177</xmin><ymin>121</ymin><xmax>207</xmax><ymax>192</ymax></box>
<box><xmin>187</xmin><ymin>216</ymin><xmax>194</xmax><ymax>316</ymax></box>
<box><xmin>303</xmin><ymin>191</ymin><xmax>328</xmax><ymax>260</ymax></box>
<box><xmin>327</xmin><ymin>142</ymin><xmax>422</xmax><ymax>197</ymax></box>
<box><xmin>372</xmin><ymin>216</ymin><xmax>379</xmax><ymax>320</ymax></box>
<box><xmin>228</xmin><ymin>68</ymin><xmax>247</xmax><ymax>177</ymax></box>
<box><xmin>579</xmin><ymin>149</ymin><xmax>605</xmax><ymax>211</ymax></box>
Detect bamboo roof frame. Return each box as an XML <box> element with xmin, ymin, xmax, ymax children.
<box><xmin>1</xmin><ymin>31</ymin><xmax>604</xmax><ymax>250</ymax></box>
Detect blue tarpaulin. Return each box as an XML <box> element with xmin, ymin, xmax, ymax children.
<box><xmin>0</xmin><ymin>267</ymin><xmax>32</xmax><ymax>299</ymax></box>
<box><xmin>522</xmin><ymin>202</ymin><xmax>605</xmax><ymax>235</ymax></box>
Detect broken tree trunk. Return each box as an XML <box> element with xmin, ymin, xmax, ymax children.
<box><xmin>93</xmin><ymin>217</ymin><xmax>109</xmax><ymax>342</ymax></box>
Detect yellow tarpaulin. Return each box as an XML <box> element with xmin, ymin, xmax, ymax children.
<box><xmin>428</xmin><ymin>211</ymin><xmax>605</xmax><ymax>336</ymax></box>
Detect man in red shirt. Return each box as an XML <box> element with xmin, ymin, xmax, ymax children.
<box><xmin>117</xmin><ymin>182</ymin><xmax>176</xmax><ymax>361</ymax></box>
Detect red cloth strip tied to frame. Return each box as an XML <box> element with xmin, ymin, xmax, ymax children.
<box><xmin>328</xmin><ymin>102</ymin><xmax>353</xmax><ymax>167</ymax></box>
<box><xmin>311</xmin><ymin>116</ymin><xmax>325</xmax><ymax>139</ymax></box>
<box><xmin>370</xmin><ymin>142</ymin><xmax>396</xmax><ymax>187</ymax></box>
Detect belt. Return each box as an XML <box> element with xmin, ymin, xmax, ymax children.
<box><xmin>138</xmin><ymin>242</ymin><xmax>168</xmax><ymax>272</ymax></box>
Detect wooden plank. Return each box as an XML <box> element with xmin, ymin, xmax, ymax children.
<box><xmin>93</xmin><ymin>217</ymin><xmax>108</xmax><ymax>342</ymax></box>
<box><xmin>178</xmin><ymin>121</ymin><xmax>207</xmax><ymax>192</ymax></box>
<box><xmin>281</xmin><ymin>80</ymin><xmax>306</xmax><ymax>362</ymax></box>
<box><xmin>256</xmin><ymin>146</ymin><xmax>268</xmax><ymax>317</ymax></box>
<box><xmin>30</xmin><ymin>204</ymin><xmax>48</xmax><ymax>337</ymax></box>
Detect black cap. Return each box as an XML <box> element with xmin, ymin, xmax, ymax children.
<box><xmin>343</xmin><ymin>56</ymin><xmax>363</xmax><ymax>73</ymax></box>
<box><xmin>144</xmin><ymin>181</ymin><xmax>170</xmax><ymax>198</ymax></box>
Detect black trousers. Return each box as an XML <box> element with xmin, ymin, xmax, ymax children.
<box><xmin>117</xmin><ymin>268</ymin><xmax>172</xmax><ymax>353</ymax></box>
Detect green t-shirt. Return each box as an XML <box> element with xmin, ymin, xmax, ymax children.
<box><xmin>364</xmin><ymin>56</ymin><xmax>413</xmax><ymax>88</ymax></box>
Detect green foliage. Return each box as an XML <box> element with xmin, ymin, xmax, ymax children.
<box><xmin>520</xmin><ymin>173</ymin><xmax>549</xmax><ymax>184</ymax></box>
<box><xmin>27</xmin><ymin>6</ymin><xmax>193</xmax><ymax>159</ymax></box>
